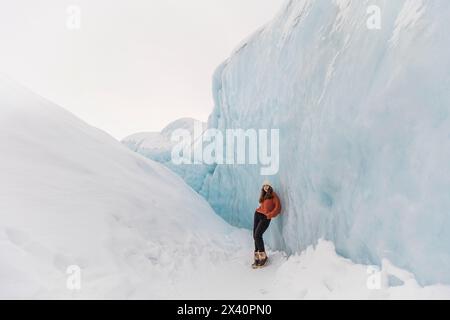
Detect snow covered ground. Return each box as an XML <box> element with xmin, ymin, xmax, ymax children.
<box><xmin>1</xmin><ymin>75</ymin><xmax>450</xmax><ymax>299</ymax></box>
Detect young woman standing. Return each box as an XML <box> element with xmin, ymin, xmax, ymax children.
<box><xmin>252</xmin><ymin>180</ymin><xmax>282</xmax><ymax>268</ymax></box>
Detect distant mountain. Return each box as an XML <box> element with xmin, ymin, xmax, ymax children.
<box><xmin>122</xmin><ymin>118</ymin><xmax>209</xmax><ymax>191</ymax></box>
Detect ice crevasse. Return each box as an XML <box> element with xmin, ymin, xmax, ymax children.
<box><xmin>198</xmin><ymin>0</ymin><xmax>450</xmax><ymax>285</ymax></box>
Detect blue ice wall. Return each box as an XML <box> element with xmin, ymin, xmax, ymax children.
<box><xmin>200</xmin><ymin>0</ymin><xmax>450</xmax><ymax>285</ymax></box>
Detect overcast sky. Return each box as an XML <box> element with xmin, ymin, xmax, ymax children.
<box><xmin>0</xmin><ymin>0</ymin><xmax>285</xmax><ymax>139</ymax></box>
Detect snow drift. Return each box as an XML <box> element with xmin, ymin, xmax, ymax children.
<box><xmin>0</xmin><ymin>76</ymin><xmax>240</xmax><ymax>298</ymax></box>
<box><xmin>201</xmin><ymin>0</ymin><xmax>450</xmax><ymax>285</ymax></box>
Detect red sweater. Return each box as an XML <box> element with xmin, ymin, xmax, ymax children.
<box><xmin>256</xmin><ymin>192</ymin><xmax>282</xmax><ymax>219</ymax></box>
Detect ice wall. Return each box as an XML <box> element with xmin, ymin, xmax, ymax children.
<box><xmin>201</xmin><ymin>0</ymin><xmax>450</xmax><ymax>285</ymax></box>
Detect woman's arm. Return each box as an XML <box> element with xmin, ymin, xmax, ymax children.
<box><xmin>267</xmin><ymin>193</ymin><xmax>281</xmax><ymax>219</ymax></box>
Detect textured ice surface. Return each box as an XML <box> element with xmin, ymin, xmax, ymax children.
<box><xmin>201</xmin><ymin>0</ymin><xmax>450</xmax><ymax>285</ymax></box>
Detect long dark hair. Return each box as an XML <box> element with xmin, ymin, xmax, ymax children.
<box><xmin>259</xmin><ymin>186</ymin><xmax>274</xmax><ymax>203</ymax></box>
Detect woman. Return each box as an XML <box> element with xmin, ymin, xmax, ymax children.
<box><xmin>252</xmin><ymin>180</ymin><xmax>282</xmax><ymax>268</ymax></box>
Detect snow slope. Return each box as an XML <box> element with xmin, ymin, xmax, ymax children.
<box><xmin>0</xmin><ymin>76</ymin><xmax>239</xmax><ymax>298</ymax></box>
<box><xmin>122</xmin><ymin>118</ymin><xmax>210</xmax><ymax>192</ymax></box>
<box><xmin>201</xmin><ymin>0</ymin><xmax>450</xmax><ymax>286</ymax></box>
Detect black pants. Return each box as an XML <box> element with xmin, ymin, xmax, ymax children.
<box><xmin>253</xmin><ymin>211</ymin><xmax>271</xmax><ymax>252</ymax></box>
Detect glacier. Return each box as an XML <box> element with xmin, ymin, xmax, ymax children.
<box><xmin>199</xmin><ymin>0</ymin><xmax>450</xmax><ymax>285</ymax></box>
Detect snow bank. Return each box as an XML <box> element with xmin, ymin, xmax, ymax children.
<box><xmin>202</xmin><ymin>0</ymin><xmax>450</xmax><ymax>285</ymax></box>
<box><xmin>0</xmin><ymin>76</ymin><xmax>237</xmax><ymax>299</ymax></box>
<box><xmin>268</xmin><ymin>240</ymin><xmax>450</xmax><ymax>300</ymax></box>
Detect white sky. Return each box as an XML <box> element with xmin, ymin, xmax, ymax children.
<box><xmin>0</xmin><ymin>0</ymin><xmax>285</xmax><ymax>139</ymax></box>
